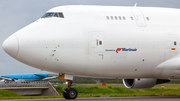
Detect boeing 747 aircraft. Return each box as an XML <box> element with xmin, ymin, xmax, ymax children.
<box><xmin>2</xmin><ymin>5</ymin><xmax>180</xmax><ymax>99</ymax></box>
<box><xmin>0</xmin><ymin>73</ymin><xmax>57</xmax><ymax>82</ymax></box>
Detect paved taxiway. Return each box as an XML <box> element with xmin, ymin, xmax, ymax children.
<box><xmin>1</xmin><ymin>97</ymin><xmax>180</xmax><ymax>101</ymax></box>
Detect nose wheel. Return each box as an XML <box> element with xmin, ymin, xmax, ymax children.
<box><xmin>62</xmin><ymin>80</ymin><xmax>78</xmax><ymax>99</ymax></box>
<box><xmin>63</xmin><ymin>88</ymin><xmax>77</xmax><ymax>99</ymax></box>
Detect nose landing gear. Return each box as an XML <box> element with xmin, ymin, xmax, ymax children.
<box><xmin>62</xmin><ymin>80</ymin><xmax>78</xmax><ymax>99</ymax></box>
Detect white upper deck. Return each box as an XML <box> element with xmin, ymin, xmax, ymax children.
<box><xmin>47</xmin><ymin>5</ymin><xmax>180</xmax><ymax>14</ymax></box>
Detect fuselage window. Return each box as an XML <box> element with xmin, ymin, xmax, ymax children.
<box><xmin>123</xmin><ymin>16</ymin><xmax>126</xmax><ymax>20</ymax></box>
<box><xmin>115</xmin><ymin>16</ymin><xmax>118</xmax><ymax>20</ymax></box>
<box><xmin>99</xmin><ymin>41</ymin><xmax>102</xmax><ymax>45</ymax></box>
<box><xmin>111</xmin><ymin>16</ymin><xmax>113</xmax><ymax>20</ymax></box>
<box><xmin>119</xmin><ymin>16</ymin><xmax>122</xmax><ymax>20</ymax></box>
<box><xmin>131</xmin><ymin>17</ymin><xmax>134</xmax><ymax>20</ymax></box>
<box><xmin>146</xmin><ymin>17</ymin><xmax>149</xmax><ymax>21</ymax></box>
<box><xmin>174</xmin><ymin>41</ymin><xmax>177</xmax><ymax>45</ymax></box>
<box><xmin>107</xmin><ymin>16</ymin><xmax>109</xmax><ymax>20</ymax></box>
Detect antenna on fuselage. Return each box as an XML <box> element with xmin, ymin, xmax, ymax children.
<box><xmin>134</xmin><ymin>3</ymin><xmax>137</xmax><ymax>7</ymax></box>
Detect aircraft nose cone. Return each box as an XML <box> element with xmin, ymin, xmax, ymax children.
<box><xmin>3</xmin><ymin>35</ymin><xmax>19</xmax><ymax>58</ymax></box>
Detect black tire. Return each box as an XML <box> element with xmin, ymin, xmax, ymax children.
<box><xmin>66</xmin><ymin>88</ymin><xmax>78</xmax><ymax>99</ymax></box>
<box><xmin>63</xmin><ymin>88</ymin><xmax>68</xmax><ymax>99</ymax></box>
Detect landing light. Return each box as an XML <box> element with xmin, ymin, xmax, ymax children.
<box><xmin>65</xmin><ymin>81</ymin><xmax>68</xmax><ymax>85</ymax></box>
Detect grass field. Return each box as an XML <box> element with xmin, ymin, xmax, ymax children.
<box><xmin>56</xmin><ymin>84</ymin><xmax>180</xmax><ymax>97</ymax></box>
<box><xmin>0</xmin><ymin>84</ymin><xmax>180</xmax><ymax>99</ymax></box>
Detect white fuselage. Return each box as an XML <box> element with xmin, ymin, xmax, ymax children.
<box><xmin>3</xmin><ymin>5</ymin><xmax>180</xmax><ymax>79</ymax></box>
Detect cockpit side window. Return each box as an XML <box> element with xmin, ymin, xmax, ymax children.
<box><xmin>53</xmin><ymin>13</ymin><xmax>58</xmax><ymax>17</ymax></box>
<box><xmin>42</xmin><ymin>12</ymin><xmax>54</xmax><ymax>18</ymax></box>
<box><xmin>41</xmin><ymin>12</ymin><xmax>64</xmax><ymax>18</ymax></box>
<box><xmin>58</xmin><ymin>13</ymin><xmax>64</xmax><ymax>18</ymax></box>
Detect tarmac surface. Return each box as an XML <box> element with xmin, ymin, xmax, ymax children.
<box><xmin>1</xmin><ymin>97</ymin><xmax>180</xmax><ymax>101</ymax></box>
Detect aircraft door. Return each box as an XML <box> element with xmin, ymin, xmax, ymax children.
<box><xmin>88</xmin><ymin>32</ymin><xmax>104</xmax><ymax>60</ymax></box>
<box><xmin>131</xmin><ymin>9</ymin><xmax>147</xmax><ymax>27</ymax></box>
<box><xmin>92</xmin><ymin>34</ymin><xmax>103</xmax><ymax>53</ymax></box>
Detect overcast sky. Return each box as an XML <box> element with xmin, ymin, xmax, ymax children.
<box><xmin>0</xmin><ymin>0</ymin><xmax>180</xmax><ymax>75</ymax></box>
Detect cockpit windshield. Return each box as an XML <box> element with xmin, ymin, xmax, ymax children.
<box><xmin>41</xmin><ymin>12</ymin><xmax>64</xmax><ymax>18</ymax></box>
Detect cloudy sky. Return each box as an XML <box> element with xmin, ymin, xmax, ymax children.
<box><xmin>0</xmin><ymin>0</ymin><xmax>180</xmax><ymax>75</ymax></box>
